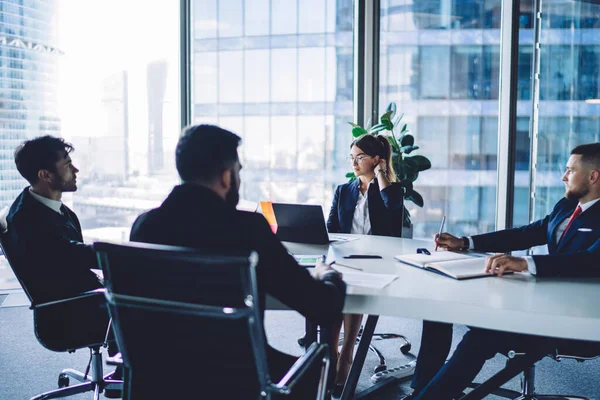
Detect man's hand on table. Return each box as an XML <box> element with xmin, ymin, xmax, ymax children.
<box><xmin>484</xmin><ymin>254</ymin><xmax>528</xmax><ymax>277</ymax></box>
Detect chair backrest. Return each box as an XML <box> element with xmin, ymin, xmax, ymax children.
<box><xmin>0</xmin><ymin>229</ymin><xmax>34</xmax><ymax>304</ymax></box>
<box><xmin>0</xmin><ymin>229</ymin><xmax>109</xmax><ymax>351</ymax></box>
<box><xmin>94</xmin><ymin>241</ymin><xmax>270</xmax><ymax>399</ymax></box>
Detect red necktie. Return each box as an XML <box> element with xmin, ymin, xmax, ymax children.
<box><xmin>559</xmin><ymin>205</ymin><xmax>582</xmax><ymax>242</ymax></box>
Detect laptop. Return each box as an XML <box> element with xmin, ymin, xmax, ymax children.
<box><xmin>271</xmin><ymin>203</ymin><xmax>332</xmax><ymax>245</ymax></box>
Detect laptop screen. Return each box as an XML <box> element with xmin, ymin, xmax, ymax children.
<box><xmin>271</xmin><ymin>203</ymin><xmax>330</xmax><ymax>245</ymax></box>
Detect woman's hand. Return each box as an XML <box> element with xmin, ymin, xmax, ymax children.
<box><xmin>375</xmin><ymin>159</ymin><xmax>387</xmax><ymax>175</ymax></box>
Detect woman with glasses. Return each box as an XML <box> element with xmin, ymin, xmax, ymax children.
<box><xmin>327</xmin><ymin>133</ymin><xmax>405</xmax><ymax>393</ymax></box>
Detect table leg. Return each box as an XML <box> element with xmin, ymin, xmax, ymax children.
<box><xmin>340</xmin><ymin>315</ymin><xmax>379</xmax><ymax>400</ymax></box>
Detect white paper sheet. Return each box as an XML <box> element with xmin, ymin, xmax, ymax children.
<box><xmin>332</xmin><ymin>265</ymin><xmax>398</xmax><ymax>289</ymax></box>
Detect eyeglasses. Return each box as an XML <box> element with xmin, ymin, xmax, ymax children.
<box><xmin>347</xmin><ymin>154</ymin><xmax>372</xmax><ymax>164</ymax></box>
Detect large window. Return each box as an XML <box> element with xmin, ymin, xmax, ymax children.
<box><xmin>0</xmin><ymin>0</ymin><xmax>180</xmax><ymax>290</ymax></box>
<box><xmin>191</xmin><ymin>0</ymin><xmax>354</xmax><ymax>210</ymax></box>
<box><xmin>380</xmin><ymin>0</ymin><xmax>502</xmax><ymax>239</ymax></box>
<box><xmin>532</xmin><ymin>0</ymin><xmax>600</xmax><ymax>221</ymax></box>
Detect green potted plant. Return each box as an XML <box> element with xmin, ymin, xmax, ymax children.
<box><xmin>347</xmin><ymin>102</ymin><xmax>432</xmax><ymax>227</ymax></box>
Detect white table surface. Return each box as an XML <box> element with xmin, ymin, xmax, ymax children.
<box><xmin>282</xmin><ymin>234</ymin><xmax>600</xmax><ymax>342</ymax></box>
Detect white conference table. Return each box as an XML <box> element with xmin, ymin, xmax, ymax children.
<box><xmin>284</xmin><ymin>234</ymin><xmax>600</xmax><ymax>342</ymax></box>
<box><xmin>280</xmin><ymin>234</ymin><xmax>600</xmax><ymax>399</ymax></box>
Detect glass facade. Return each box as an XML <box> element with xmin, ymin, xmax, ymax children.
<box><xmin>191</xmin><ymin>0</ymin><xmax>354</xmax><ymax>209</ymax></box>
<box><xmin>532</xmin><ymin>0</ymin><xmax>600</xmax><ymax>221</ymax></box>
<box><xmin>0</xmin><ymin>0</ymin><xmax>180</xmax><ymax>290</ymax></box>
<box><xmin>379</xmin><ymin>0</ymin><xmax>503</xmax><ymax>238</ymax></box>
<box><xmin>380</xmin><ymin>0</ymin><xmax>600</xmax><ymax>238</ymax></box>
<box><xmin>0</xmin><ymin>0</ymin><xmax>61</xmax><ymax>288</ymax></box>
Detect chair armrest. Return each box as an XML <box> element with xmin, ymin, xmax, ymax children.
<box><xmin>272</xmin><ymin>342</ymin><xmax>330</xmax><ymax>395</ymax></box>
<box><xmin>31</xmin><ymin>288</ymin><xmax>106</xmax><ymax>310</ymax></box>
<box><xmin>106</xmin><ymin>353</ymin><xmax>123</xmax><ymax>366</ymax></box>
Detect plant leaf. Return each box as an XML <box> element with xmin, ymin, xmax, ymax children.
<box><xmin>369</xmin><ymin>123</ymin><xmax>387</xmax><ymax>133</ymax></box>
<box><xmin>406</xmin><ymin>189</ymin><xmax>424</xmax><ymax>207</ymax></box>
<box><xmin>380</xmin><ymin>110</ymin><xmax>393</xmax><ymax>124</ymax></box>
<box><xmin>401</xmin><ymin>123</ymin><xmax>407</xmax><ymax>133</ymax></box>
<box><xmin>405</xmin><ymin>155</ymin><xmax>432</xmax><ymax>171</ymax></box>
<box><xmin>402</xmin><ymin>180</ymin><xmax>413</xmax><ymax>193</ymax></box>
<box><xmin>385</xmin><ymin>102</ymin><xmax>397</xmax><ymax>120</ymax></box>
<box><xmin>392</xmin><ymin>112</ymin><xmax>404</xmax><ymax>127</ymax></box>
<box><xmin>348</xmin><ymin>122</ymin><xmax>362</xmax><ymax>128</ymax></box>
<box><xmin>401</xmin><ymin>145</ymin><xmax>419</xmax><ymax>154</ymax></box>
<box><xmin>400</xmin><ymin>133</ymin><xmax>415</xmax><ymax>147</ymax></box>
<box><xmin>352</xmin><ymin>126</ymin><xmax>368</xmax><ymax>137</ymax></box>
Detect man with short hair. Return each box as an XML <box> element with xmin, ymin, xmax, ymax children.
<box><xmin>7</xmin><ymin>135</ymin><xmax>100</xmax><ymax>302</ymax></box>
<box><xmin>406</xmin><ymin>143</ymin><xmax>600</xmax><ymax>400</ymax></box>
<box><xmin>6</xmin><ymin>136</ymin><xmax>121</xmax><ymax>399</ymax></box>
<box><xmin>130</xmin><ymin>124</ymin><xmax>346</xmax><ymax>399</ymax></box>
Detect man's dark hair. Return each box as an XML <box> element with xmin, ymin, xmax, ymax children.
<box><xmin>176</xmin><ymin>124</ymin><xmax>241</xmax><ymax>183</ymax></box>
<box><xmin>571</xmin><ymin>143</ymin><xmax>600</xmax><ymax>169</ymax></box>
<box><xmin>14</xmin><ymin>135</ymin><xmax>74</xmax><ymax>184</ymax></box>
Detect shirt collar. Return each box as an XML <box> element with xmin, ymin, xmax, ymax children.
<box><xmin>28</xmin><ymin>187</ymin><xmax>63</xmax><ymax>214</ymax></box>
<box><xmin>579</xmin><ymin>197</ymin><xmax>600</xmax><ymax>213</ymax></box>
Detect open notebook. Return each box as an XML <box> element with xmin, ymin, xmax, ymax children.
<box><xmin>395</xmin><ymin>251</ymin><xmax>509</xmax><ymax>280</ymax></box>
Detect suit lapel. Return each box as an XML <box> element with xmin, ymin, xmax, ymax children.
<box><xmin>548</xmin><ymin>204</ymin><xmax>575</xmax><ymax>253</ymax></box>
<box><xmin>557</xmin><ymin>200</ymin><xmax>600</xmax><ymax>252</ymax></box>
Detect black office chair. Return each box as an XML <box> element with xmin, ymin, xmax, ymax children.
<box><xmin>467</xmin><ymin>339</ymin><xmax>600</xmax><ymax>400</ymax></box>
<box><xmin>0</xmin><ymin>231</ymin><xmax>122</xmax><ymax>400</ymax></box>
<box><xmin>94</xmin><ymin>241</ymin><xmax>331</xmax><ymax>399</ymax></box>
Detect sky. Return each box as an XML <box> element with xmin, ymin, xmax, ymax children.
<box><xmin>56</xmin><ymin>0</ymin><xmax>180</xmax><ymax>174</ymax></box>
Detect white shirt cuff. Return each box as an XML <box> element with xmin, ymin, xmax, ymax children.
<box><xmin>467</xmin><ymin>236</ymin><xmax>474</xmax><ymax>250</ymax></box>
<box><xmin>524</xmin><ymin>256</ymin><xmax>536</xmax><ymax>275</ymax></box>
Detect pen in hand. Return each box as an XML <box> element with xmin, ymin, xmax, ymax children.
<box><xmin>435</xmin><ymin>215</ymin><xmax>446</xmax><ymax>251</ymax></box>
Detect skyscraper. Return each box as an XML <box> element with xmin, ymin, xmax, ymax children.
<box><xmin>147</xmin><ymin>59</ymin><xmax>168</xmax><ymax>176</ymax></box>
<box><xmin>0</xmin><ymin>0</ymin><xmax>62</xmax><ymax>207</ymax></box>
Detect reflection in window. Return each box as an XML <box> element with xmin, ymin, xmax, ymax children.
<box><xmin>449</xmin><ymin>117</ymin><xmax>480</xmax><ymax>169</ymax></box>
<box><xmin>298</xmin><ymin>48</ymin><xmax>326</xmax><ymax>102</ymax></box>
<box><xmin>194</xmin><ymin>0</ymin><xmax>217</xmax><ymax>38</ymax></box>
<box><xmin>194</xmin><ymin>52</ymin><xmax>218</xmax><ymax>104</ymax></box>
<box><xmin>270</xmin><ymin>116</ymin><xmax>297</xmax><ymax>170</ymax></box>
<box><xmin>297</xmin><ymin>116</ymin><xmax>326</xmax><ymax>170</ymax></box>
<box><xmin>271</xmin><ymin>0</ymin><xmax>297</xmax><ymax>35</ymax></box>
<box><xmin>451</xmin><ymin>46</ymin><xmax>483</xmax><ymax>99</ymax></box>
<box><xmin>271</xmin><ymin>49</ymin><xmax>298</xmax><ymax>102</ymax></box>
<box><xmin>244</xmin><ymin>0</ymin><xmax>269</xmax><ymax>36</ymax></box>
<box><xmin>418</xmin><ymin>117</ymin><xmax>449</xmax><ymax>169</ymax></box>
<box><xmin>218</xmin><ymin>0</ymin><xmax>243</xmax><ymax>37</ymax></box>
<box><xmin>245</xmin><ymin>49</ymin><xmax>270</xmax><ymax>103</ymax></box>
<box><xmin>218</xmin><ymin>51</ymin><xmax>243</xmax><ymax>103</ymax></box>
<box><xmin>420</xmin><ymin>46</ymin><xmax>449</xmax><ymax>99</ymax></box>
<box><xmin>299</xmin><ymin>0</ymin><xmax>325</xmax><ymax>33</ymax></box>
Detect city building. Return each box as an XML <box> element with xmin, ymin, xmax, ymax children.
<box><xmin>0</xmin><ymin>0</ymin><xmax>61</xmax><ymax>208</ymax></box>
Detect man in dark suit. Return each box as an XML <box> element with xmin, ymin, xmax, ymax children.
<box><xmin>407</xmin><ymin>142</ymin><xmax>600</xmax><ymax>400</ymax></box>
<box><xmin>130</xmin><ymin>124</ymin><xmax>346</xmax><ymax>399</ymax></box>
<box><xmin>6</xmin><ymin>136</ymin><xmax>100</xmax><ymax>303</ymax></box>
<box><xmin>5</xmin><ymin>136</ymin><xmax>121</xmax><ymax>399</ymax></box>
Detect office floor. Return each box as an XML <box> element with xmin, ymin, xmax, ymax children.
<box><xmin>1</xmin><ymin>303</ymin><xmax>599</xmax><ymax>399</ymax></box>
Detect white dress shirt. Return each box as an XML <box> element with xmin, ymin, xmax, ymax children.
<box><xmin>28</xmin><ymin>187</ymin><xmax>64</xmax><ymax>215</ymax></box>
<box><xmin>467</xmin><ymin>197</ymin><xmax>600</xmax><ymax>274</ymax></box>
<box><xmin>350</xmin><ymin>180</ymin><xmax>373</xmax><ymax>235</ymax></box>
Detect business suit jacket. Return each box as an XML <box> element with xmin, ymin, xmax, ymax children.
<box><xmin>130</xmin><ymin>184</ymin><xmax>346</xmax><ymax>327</ymax></box>
<box><xmin>472</xmin><ymin>197</ymin><xmax>600</xmax><ymax>277</ymax></box>
<box><xmin>5</xmin><ymin>188</ymin><xmax>101</xmax><ymax>303</ymax></box>
<box><xmin>327</xmin><ymin>179</ymin><xmax>404</xmax><ymax>237</ymax></box>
